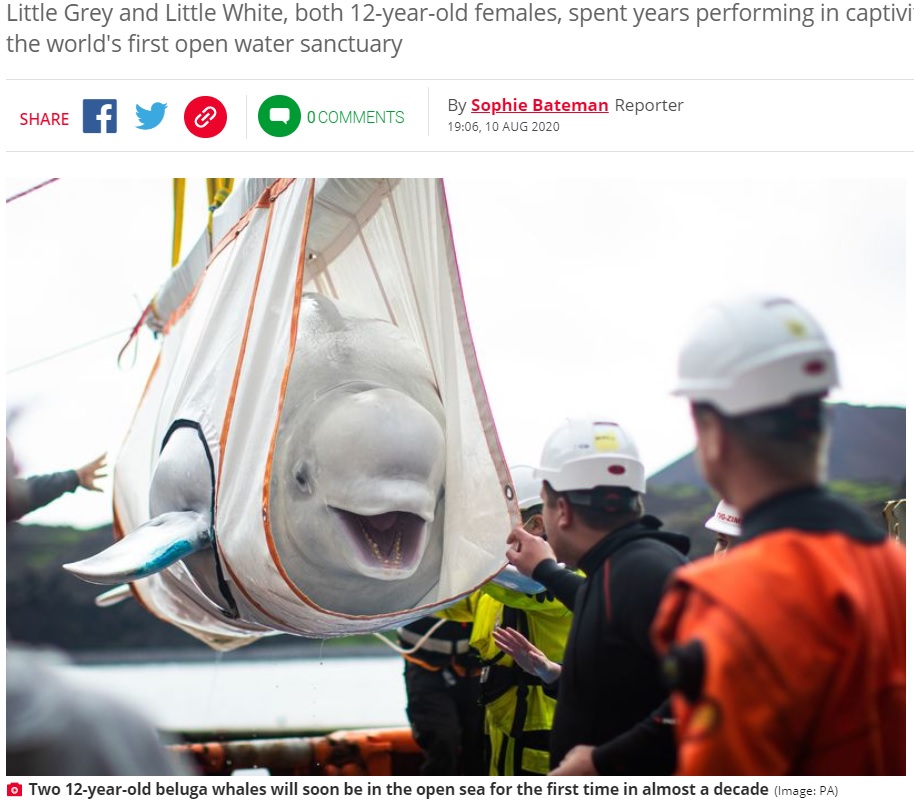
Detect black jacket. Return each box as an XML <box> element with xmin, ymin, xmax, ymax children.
<box><xmin>536</xmin><ymin>515</ymin><xmax>689</xmax><ymax>773</ymax></box>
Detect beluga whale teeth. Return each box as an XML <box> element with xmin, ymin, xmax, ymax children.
<box><xmin>334</xmin><ymin>509</ymin><xmax>427</xmax><ymax>572</ymax></box>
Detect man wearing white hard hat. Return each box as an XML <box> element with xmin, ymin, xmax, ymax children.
<box><xmin>705</xmin><ymin>500</ymin><xmax>742</xmax><ymax>556</ymax></box>
<box><xmin>653</xmin><ymin>294</ymin><xmax>905</xmax><ymax>775</ymax></box>
<box><xmin>504</xmin><ymin>419</ymin><xmax>689</xmax><ymax>775</ymax></box>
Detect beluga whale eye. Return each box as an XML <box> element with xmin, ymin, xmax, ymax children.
<box><xmin>293</xmin><ymin>460</ymin><xmax>312</xmax><ymax>494</ymax></box>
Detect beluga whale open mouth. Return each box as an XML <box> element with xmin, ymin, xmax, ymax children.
<box><xmin>333</xmin><ymin>509</ymin><xmax>429</xmax><ymax>576</ymax></box>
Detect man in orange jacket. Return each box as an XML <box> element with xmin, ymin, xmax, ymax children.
<box><xmin>653</xmin><ymin>294</ymin><xmax>905</xmax><ymax>775</ymax></box>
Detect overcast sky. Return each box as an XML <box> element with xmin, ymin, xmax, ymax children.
<box><xmin>5</xmin><ymin>177</ymin><xmax>906</xmax><ymax>528</ymax></box>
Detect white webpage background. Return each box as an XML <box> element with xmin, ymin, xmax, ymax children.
<box><xmin>2</xmin><ymin>1</ymin><xmax>911</xmax><ymax>800</ymax></box>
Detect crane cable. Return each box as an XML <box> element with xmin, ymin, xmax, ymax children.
<box><xmin>6</xmin><ymin>178</ymin><xmax>59</xmax><ymax>204</ymax></box>
<box><xmin>8</xmin><ymin>327</ymin><xmax>133</xmax><ymax>375</ymax></box>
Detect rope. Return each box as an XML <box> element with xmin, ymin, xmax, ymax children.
<box><xmin>6</xmin><ymin>178</ymin><xmax>59</xmax><ymax>204</ymax></box>
<box><xmin>117</xmin><ymin>302</ymin><xmax>154</xmax><ymax>369</ymax></box>
<box><xmin>7</xmin><ymin>326</ymin><xmax>132</xmax><ymax>374</ymax></box>
<box><xmin>372</xmin><ymin>617</ymin><xmax>449</xmax><ymax>656</ymax></box>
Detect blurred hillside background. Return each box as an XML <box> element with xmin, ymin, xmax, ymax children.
<box><xmin>7</xmin><ymin>403</ymin><xmax>905</xmax><ymax>657</ymax></box>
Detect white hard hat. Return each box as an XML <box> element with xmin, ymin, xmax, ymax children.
<box><xmin>705</xmin><ymin>500</ymin><xmax>742</xmax><ymax>537</ymax></box>
<box><xmin>534</xmin><ymin>419</ymin><xmax>646</xmax><ymax>494</ymax></box>
<box><xmin>510</xmin><ymin>465</ymin><xmax>543</xmax><ymax>511</ymax></box>
<box><xmin>673</xmin><ymin>294</ymin><xmax>839</xmax><ymax>416</ymax></box>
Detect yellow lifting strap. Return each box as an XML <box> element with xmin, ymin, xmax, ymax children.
<box><xmin>206</xmin><ymin>178</ymin><xmax>235</xmax><ymax>248</ymax></box>
<box><xmin>172</xmin><ymin>179</ymin><xmax>235</xmax><ymax>267</ymax></box>
<box><xmin>172</xmin><ymin>178</ymin><xmax>186</xmax><ymax>267</ymax></box>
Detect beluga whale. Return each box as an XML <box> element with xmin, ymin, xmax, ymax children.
<box><xmin>63</xmin><ymin>178</ymin><xmax>516</xmax><ymax>648</ymax></box>
<box><xmin>64</xmin><ymin>293</ymin><xmax>448</xmax><ymax>615</ymax></box>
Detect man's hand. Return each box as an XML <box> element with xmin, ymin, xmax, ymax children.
<box><xmin>493</xmin><ymin>626</ymin><xmax>562</xmax><ymax>684</ymax></box>
<box><xmin>76</xmin><ymin>453</ymin><xmax>107</xmax><ymax>492</ymax></box>
<box><xmin>550</xmin><ymin>744</ymin><xmax>597</xmax><ymax>775</ymax></box>
<box><xmin>506</xmin><ymin>525</ymin><xmax>555</xmax><ymax>576</ymax></box>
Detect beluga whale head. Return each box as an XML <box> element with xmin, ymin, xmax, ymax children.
<box><xmin>268</xmin><ymin>293</ymin><xmax>447</xmax><ymax>614</ymax></box>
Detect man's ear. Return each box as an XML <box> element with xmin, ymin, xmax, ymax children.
<box><xmin>702</xmin><ymin>412</ymin><xmax>728</xmax><ymax>465</ymax></box>
<box><xmin>556</xmin><ymin>496</ymin><xmax>574</xmax><ymax>529</ymax></box>
<box><xmin>692</xmin><ymin>407</ymin><xmax>729</xmax><ymax>490</ymax></box>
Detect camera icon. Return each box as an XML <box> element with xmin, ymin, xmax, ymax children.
<box><xmin>7</xmin><ymin>783</ymin><xmax>23</xmax><ymax>796</ymax></box>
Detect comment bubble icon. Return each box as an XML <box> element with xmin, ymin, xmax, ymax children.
<box><xmin>258</xmin><ymin>95</ymin><xmax>301</xmax><ymax>137</ymax></box>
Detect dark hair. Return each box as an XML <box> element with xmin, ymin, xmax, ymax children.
<box><xmin>543</xmin><ymin>482</ymin><xmax>643</xmax><ymax>532</ymax></box>
<box><xmin>692</xmin><ymin>395</ymin><xmax>826</xmax><ymax>480</ymax></box>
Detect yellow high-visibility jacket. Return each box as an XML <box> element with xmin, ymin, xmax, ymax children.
<box><xmin>440</xmin><ymin>582</ymin><xmax>575</xmax><ymax>775</ymax></box>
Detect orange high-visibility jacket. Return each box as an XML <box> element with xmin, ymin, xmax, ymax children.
<box><xmin>653</xmin><ymin>488</ymin><xmax>905</xmax><ymax>775</ymax></box>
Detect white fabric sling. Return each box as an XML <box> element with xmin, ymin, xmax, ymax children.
<box><xmin>113</xmin><ymin>179</ymin><xmax>516</xmax><ymax>648</ymax></box>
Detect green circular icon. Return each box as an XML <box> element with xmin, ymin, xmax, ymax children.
<box><xmin>258</xmin><ymin>95</ymin><xmax>301</xmax><ymax>137</ymax></box>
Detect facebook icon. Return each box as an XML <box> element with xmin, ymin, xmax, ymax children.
<box><xmin>82</xmin><ymin>99</ymin><xmax>117</xmax><ymax>133</ymax></box>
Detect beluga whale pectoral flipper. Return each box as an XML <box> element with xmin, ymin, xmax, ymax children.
<box><xmin>64</xmin><ymin>423</ymin><xmax>219</xmax><ymax>590</ymax></box>
<box><xmin>94</xmin><ymin>584</ymin><xmax>135</xmax><ymax>608</ymax></box>
<box><xmin>63</xmin><ymin>510</ymin><xmax>212</xmax><ymax>584</ymax></box>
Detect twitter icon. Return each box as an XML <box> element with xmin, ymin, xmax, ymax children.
<box><xmin>136</xmin><ymin>102</ymin><xmax>167</xmax><ymax>130</ymax></box>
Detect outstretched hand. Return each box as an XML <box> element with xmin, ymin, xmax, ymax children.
<box><xmin>550</xmin><ymin>744</ymin><xmax>597</xmax><ymax>775</ymax></box>
<box><xmin>506</xmin><ymin>525</ymin><xmax>556</xmax><ymax>577</ymax></box>
<box><xmin>493</xmin><ymin>626</ymin><xmax>562</xmax><ymax>684</ymax></box>
<box><xmin>76</xmin><ymin>453</ymin><xmax>108</xmax><ymax>492</ymax></box>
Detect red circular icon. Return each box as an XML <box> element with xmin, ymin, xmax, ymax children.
<box><xmin>184</xmin><ymin>96</ymin><xmax>227</xmax><ymax>138</ymax></box>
